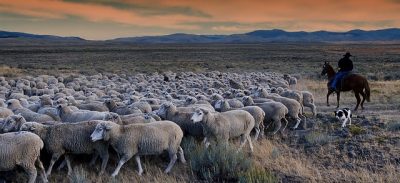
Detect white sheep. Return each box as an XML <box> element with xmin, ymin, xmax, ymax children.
<box><xmin>0</xmin><ymin>131</ymin><xmax>48</xmax><ymax>183</ymax></box>
<box><xmin>20</xmin><ymin>121</ymin><xmax>110</xmax><ymax>177</ymax></box>
<box><xmin>90</xmin><ymin>121</ymin><xmax>186</xmax><ymax>177</ymax></box>
<box><xmin>214</xmin><ymin>99</ymin><xmax>265</xmax><ymax>140</ymax></box>
<box><xmin>191</xmin><ymin>108</ymin><xmax>255</xmax><ymax>152</ymax></box>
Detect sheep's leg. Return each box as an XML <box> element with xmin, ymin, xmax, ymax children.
<box><xmin>89</xmin><ymin>152</ymin><xmax>99</xmax><ymax>166</ymax></box>
<box><xmin>349</xmin><ymin>117</ymin><xmax>352</xmax><ymax>126</ymax></box>
<box><xmin>164</xmin><ymin>152</ymin><xmax>178</xmax><ymax>174</ymax></box>
<box><xmin>246</xmin><ymin>135</ymin><xmax>254</xmax><ymax>152</ymax></box>
<box><xmin>271</xmin><ymin>120</ymin><xmax>282</xmax><ymax>135</ymax></box>
<box><xmin>292</xmin><ymin>117</ymin><xmax>301</xmax><ymax>129</ymax></box>
<box><xmin>178</xmin><ymin>146</ymin><xmax>186</xmax><ymax>164</ymax></box>
<box><xmin>35</xmin><ymin>158</ymin><xmax>48</xmax><ymax>183</ymax></box>
<box><xmin>253</xmin><ymin>126</ymin><xmax>260</xmax><ymax>141</ymax></box>
<box><xmin>238</xmin><ymin>135</ymin><xmax>246</xmax><ymax>151</ymax></box>
<box><xmin>135</xmin><ymin>155</ymin><xmax>144</xmax><ymax>176</ymax></box>
<box><xmin>300</xmin><ymin>114</ymin><xmax>307</xmax><ymax>129</ymax></box>
<box><xmin>56</xmin><ymin>160</ymin><xmax>66</xmax><ymax>171</ymax></box>
<box><xmin>64</xmin><ymin>155</ymin><xmax>73</xmax><ymax>176</ymax></box>
<box><xmin>24</xmin><ymin>166</ymin><xmax>37</xmax><ymax>183</ymax></box>
<box><xmin>46</xmin><ymin>154</ymin><xmax>61</xmax><ymax>177</ymax></box>
<box><xmin>99</xmin><ymin>152</ymin><xmax>109</xmax><ymax>175</ymax></box>
<box><xmin>259</xmin><ymin>122</ymin><xmax>265</xmax><ymax>138</ymax></box>
<box><xmin>111</xmin><ymin>155</ymin><xmax>131</xmax><ymax>177</ymax></box>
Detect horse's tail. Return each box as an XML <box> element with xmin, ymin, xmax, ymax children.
<box><xmin>364</xmin><ymin>80</ymin><xmax>371</xmax><ymax>102</ymax></box>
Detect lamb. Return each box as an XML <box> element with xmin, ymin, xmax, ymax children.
<box><xmin>57</xmin><ymin>104</ymin><xmax>111</xmax><ymax>123</ymax></box>
<box><xmin>214</xmin><ymin>99</ymin><xmax>265</xmax><ymax>140</ymax></box>
<box><xmin>215</xmin><ymin>99</ymin><xmax>244</xmax><ymax>109</ymax></box>
<box><xmin>156</xmin><ymin>102</ymin><xmax>203</xmax><ymax>137</ymax></box>
<box><xmin>0</xmin><ymin>131</ymin><xmax>48</xmax><ymax>183</ymax></box>
<box><xmin>191</xmin><ymin>108</ymin><xmax>255</xmax><ymax>152</ymax></box>
<box><xmin>279</xmin><ymin>89</ymin><xmax>304</xmax><ymax>114</ymax></box>
<box><xmin>242</xmin><ymin>96</ymin><xmax>289</xmax><ymax>135</ymax></box>
<box><xmin>7</xmin><ymin>99</ymin><xmax>53</xmax><ymax>122</ymax></box>
<box><xmin>20</xmin><ymin>121</ymin><xmax>109</xmax><ymax>177</ymax></box>
<box><xmin>90</xmin><ymin>120</ymin><xmax>186</xmax><ymax>177</ymax></box>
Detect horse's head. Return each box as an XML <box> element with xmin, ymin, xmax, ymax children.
<box><xmin>321</xmin><ymin>61</ymin><xmax>330</xmax><ymax>76</ymax></box>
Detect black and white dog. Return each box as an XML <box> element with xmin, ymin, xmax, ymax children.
<box><xmin>335</xmin><ymin>108</ymin><xmax>352</xmax><ymax>128</ymax></box>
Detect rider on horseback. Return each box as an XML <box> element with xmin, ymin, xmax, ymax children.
<box><xmin>330</xmin><ymin>52</ymin><xmax>353</xmax><ymax>91</ymax></box>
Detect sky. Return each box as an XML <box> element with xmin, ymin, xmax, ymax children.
<box><xmin>0</xmin><ymin>0</ymin><xmax>399</xmax><ymax>40</ymax></box>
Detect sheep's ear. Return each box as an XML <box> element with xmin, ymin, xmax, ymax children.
<box><xmin>202</xmin><ymin>109</ymin><xmax>209</xmax><ymax>114</ymax></box>
<box><xmin>104</xmin><ymin>124</ymin><xmax>112</xmax><ymax>130</ymax></box>
<box><xmin>29</xmin><ymin>126</ymin><xmax>36</xmax><ymax>131</ymax></box>
<box><xmin>16</xmin><ymin>115</ymin><xmax>23</xmax><ymax>121</ymax></box>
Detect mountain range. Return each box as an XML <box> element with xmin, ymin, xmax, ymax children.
<box><xmin>1</xmin><ymin>28</ymin><xmax>400</xmax><ymax>43</ymax></box>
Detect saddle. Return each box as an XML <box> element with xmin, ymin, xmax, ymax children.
<box><xmin>337</xmin><ymin>71</ymin><xmax>355</xmax><ymax>90</ymax></box>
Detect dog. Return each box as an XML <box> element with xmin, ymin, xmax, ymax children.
<box><xmin>335</xmin><ymin>108</ymin><xmax>352</xmax><ymax>128</ymax></box>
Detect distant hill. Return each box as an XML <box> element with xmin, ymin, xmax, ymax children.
<box><xmin>113</xmin><ymin>28</ymin><xmax>400</xmax><ymax>43</ymax></box>
<box><xmin>1</xmin><ymin>28</ymin><xmax>400</xmax><ymax>43</ymax></box>
<box><xmin>0</xmin><ymin>30</ymin><xmax>84</xmax><ymax>41</ymax></box>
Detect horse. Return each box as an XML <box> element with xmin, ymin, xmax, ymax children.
<box><xmin>321</xmin><ymin>62</ymin><xmax>370</xmax><ymax>111</ymax></box>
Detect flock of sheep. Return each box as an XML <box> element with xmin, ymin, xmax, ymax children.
<box><xmin>0</xmin><ymin>72</ymin><xmax>316</xmax><ymax>183</ymax></box>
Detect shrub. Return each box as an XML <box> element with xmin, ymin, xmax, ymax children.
<box><xmin>68</xmin><ymin>166</ymin><xmax>89</xmax><ymax>183</ymax></box>
<box><xmin>386</xmin><ymin>121</ymin><xmax>400</xmax><ymax>132</ymax></box>
<box><xmin>305</xmin><ymin>132</ymin><xmax>334</xmax><ymax>145</ymax></box>
<box><xmin>184</xmin><ymin>137</ymin><xmax>252</xmax><ymax>182</ymax></box>
<box><xmin>349</xmin><ymin>125</ymin><xmax>365</xmax><ymax>135</ymax></box>
<box><xmin>240</xmin><ymin>167</ymin><xmax>278</xmax><ymax>183</ymax></box>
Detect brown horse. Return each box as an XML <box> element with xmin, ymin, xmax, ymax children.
<box><xmin>321</xmin><ymin>62</ymin><xmax>370</xmax><ymax>111</ymax></box>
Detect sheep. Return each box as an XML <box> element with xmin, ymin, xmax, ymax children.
<box><xmin>20</xmin><ymin>121</ymin><xmax>110</xmax><ymax>177</ymax></box>
<box><xmin>259</xmin><ymin>94</ymin><xmax>306</xmax><ymax>130</ymax></box>
<box><xmin>0</xmin><ymin>107</ymin><xmax>13</xmax><ymax>118</ymax></box>
<box><xmin>57</xmin><ymin>104</ymin><xmax>111</xmax><ymax>123</ymax></box>
<box><xmin>19</xmin><ymin>98</ymin><xmax>41</xmax><ymax>112</ymax></box>
<box><xmin>70</xmin><ymin>98</ymin><xmax>109</xmax><ymax>112</ymax></box>
<box><xmin>90</xmin><ymin>120</ymin><xmax>186</xmax><ymax>177</ymax></box>
<box><xmin>128</xmin><ymin>101</ymin><xmax>152</xmax><ymax>113</ymax></box>
<box><xmin>301</xmin><ymin>91</ymin><xmax>317</xmax><ymax>117</ymax></box>
<box><xmin>119</xmin><ymin>114</ymin><xmax>156</xmax><ymax>125</ymax></box>
<box><xmin>1</xmin><ymin>115</ymin><xmax>59</xmax><ymax>133</ymax></box>
<box><xmin>191</xmin><ymin>108</ymin><xmax>255</xmax><ymax>152</ymax></box>
<box><xmin>0</xmin><ymin>131</ymin><xmax>48</xmax><ymax>183</ymax></box>
<box><xmin>104</xmin><ymin>99</ymin><xmax>137</xmax><ymax>115</ymax></box>
<box><xmin>7</xmin><ymin>99</ymin><xmax>53</xmax><ymax>122</ymax></box>
<box><xmin>156</xmin><ymin>103</ymin><xmax>204</xmax><ymax>137</ymax></box>
<box><xmin>279</xmin><ymin>89</ymin><xmax>304</xmax><ymax>114</ymax></box>
<box><xmin>214</xmin><ymin>99</ymin><xmax>265</xmax><ymax>140</ymax></box>
<box><xmin>242</xmin><ymin>96</ymin><xmax>289</xmax><ymax>135</ymax></box>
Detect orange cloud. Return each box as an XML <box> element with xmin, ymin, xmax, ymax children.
<box><xmin>0</xmin><ymin>0</ymin><xmax>399</xmax><ymax>39</ymax></box>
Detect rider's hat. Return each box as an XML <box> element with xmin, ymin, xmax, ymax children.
<box><xmin>343</xmin><ymin>52</ymin><xmax>352</xmax><ymax>57</ymax></box>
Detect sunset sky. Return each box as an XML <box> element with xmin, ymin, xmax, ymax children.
<box><xmin>0</xmin><ymin>0</ymin><xmax>399</xmax><ymax>40</ymax></box>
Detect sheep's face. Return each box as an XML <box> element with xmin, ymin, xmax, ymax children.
<box><xmin>214</xmin><ymin>100</ymin><xmax>223</xmax><ymax>110</ymax></box>
<box><xmin>191</xmin><ymin>109</ymin><xmax>207</xmax><ymax>123</ymax></box>
<box><xmin>20</xmin><ymin>122</ymin><xmax>41</xmax><ymax>133</ymax></box>
<box><xmin>6</xmin><ymin>99</ymin><xmax>21</xmax><ymax>110</ymax></box>
<box><xmin>2</xmin><ymin>115</ymin><xmax>24</xmax><ymax>132</ymax></box>
<box><xmin>91</xmin><ymin>123</ymin><xmax>112</xmax><ymax>142</ymax></box>
<box><xmin>156</xmin><ymin>103</ymin><xmax>171</xmax><ymax>119</ymax></box>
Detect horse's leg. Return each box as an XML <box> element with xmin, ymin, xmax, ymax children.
<box><xmin>354</xmin><ymin>91</ymin><xmax>361</xmax><ymax>111</ymax></box>
<box><xmin>360</xmin><ymin>90</ymin><xmax>366</xmax><ymax>110</ymax></box>
<box><xmin>326</xmin><ymin>90</ymin><xmax>334</xmax><ymax>106</ymax></box>
<box><xmin>336</xmin><ymin>92</ymin><xmax>340</xmax><ymax>109</ymax></box>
